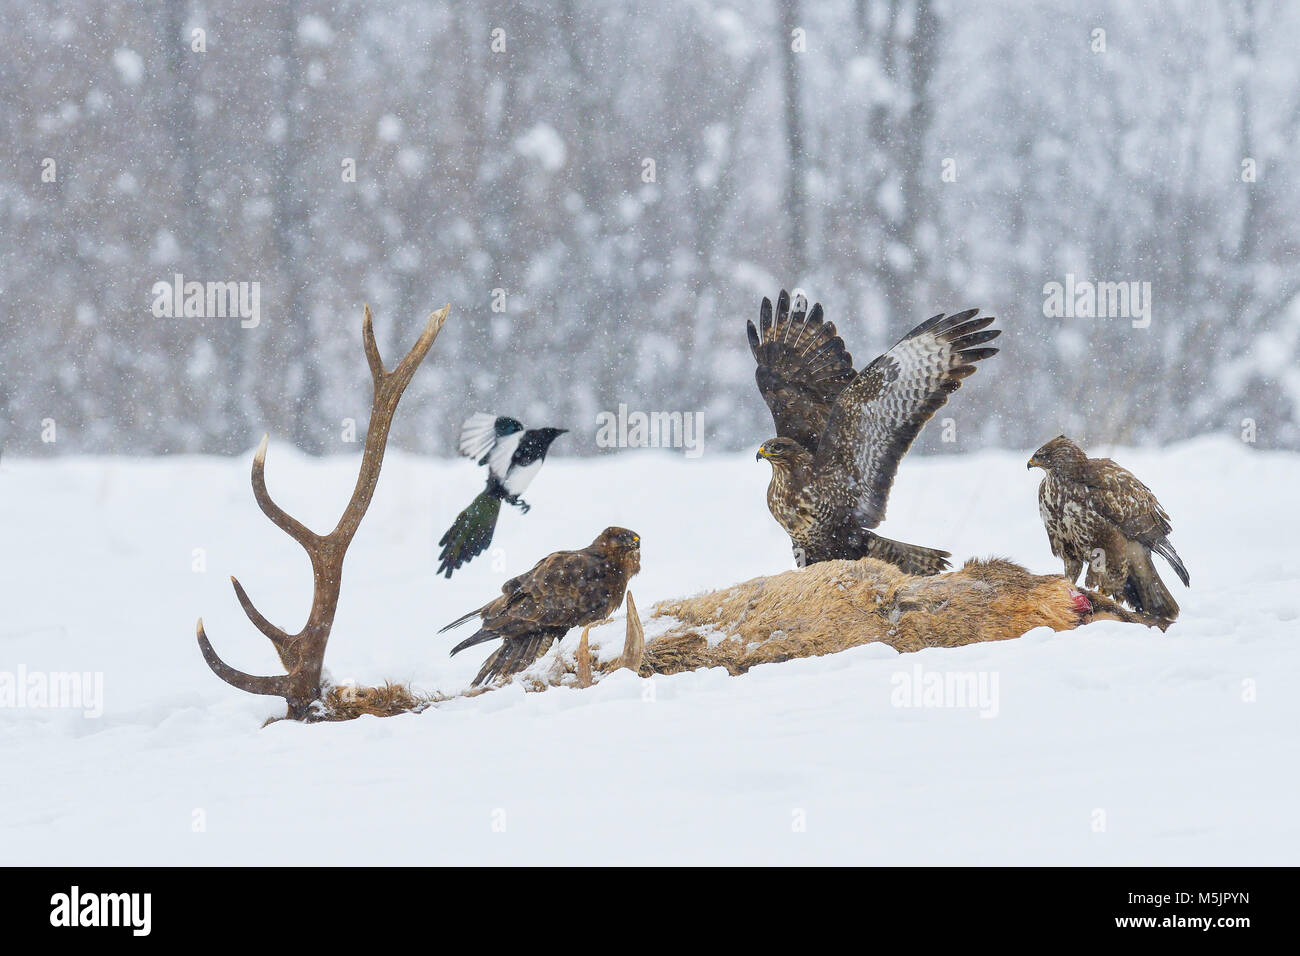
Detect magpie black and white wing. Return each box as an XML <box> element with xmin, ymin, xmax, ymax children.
<box><xmin>814</xmin><ymin>309</ymin><xmax>1000</xmax><ymax>528</ymax></box>
<box><xmin>458</xmin><ymin>413</ymin><xmax>501</xmax><ymax>463</ymax></box>
<box><xmin>458</xmin><ymin>413</ymin><xmax>524</xmax><ymax>482</ymax></box>
<box><xmin>485</xmin><ymin>431</ymin><xmax>523</xmax><ymax>483</ymax></box>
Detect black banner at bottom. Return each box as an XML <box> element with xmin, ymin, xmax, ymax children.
<box><xmin>3</xmin><ymin>866</ymin><xmax>1276</xmax><ymax>941</ymax></box>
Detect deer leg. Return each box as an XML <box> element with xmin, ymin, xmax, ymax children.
<box><xmin>615</xmin><ymin>592</ymin><xmax>645</xmax><ymax>673</ymax></box>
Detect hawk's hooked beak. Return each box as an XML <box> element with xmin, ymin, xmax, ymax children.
<box><xmin>756</xmin><ymin>447</ymin><xmax>768</xmax><ymax>461</ymax></box>
<box><xmin>1027</xmin><ymin>456</ymin><xmax>1042</xmax><ymax>470</ymax></box>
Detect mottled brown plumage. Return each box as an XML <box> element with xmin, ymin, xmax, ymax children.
<box><xmin>1028</xmin><ymin>436</ymin><xmax>1188</xmax><ymax>620</ymax></box>
<box><xmin>440</xmin><ymin>527</ymin><xmax>641</xmax><ymax>685</ymax></box>
<box><xmin>750</xmin><ymin>290</ymin><xmax>1000</xmax><ymax>574</ymax></box>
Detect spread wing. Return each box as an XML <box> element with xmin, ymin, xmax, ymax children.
<box><xmin>457</xmin><ymin>412</ymin><xmax>500</xmax><ymax>462</ymax></box>
<box><xmin>480</xmin><ymin>549</ymin><xmax>621</xmax><ymax>639</ymax></box>
<box><xmin>747</xmin><ymin>289</ymin><xmax>857</xmax><ymax>453</ymax></box>
<box><xmin>485</xmin><ymin>430</ymin><xmax>522</xmax><ymax>482</ymax></box>
<box><xmin>457</xmin><ymin>413</ymin><xmax>522</xmax><ymax>481</ymax></box>
<box><xmin>813</xmin><ymin>309</ymin><xmax>1000</xmax><ymax>528</ymax></box>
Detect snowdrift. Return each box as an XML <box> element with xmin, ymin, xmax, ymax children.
<box><xmin>5</xmin><ymin>440</ymin><xmax>1296</xmax><ymax>864</ymax></box>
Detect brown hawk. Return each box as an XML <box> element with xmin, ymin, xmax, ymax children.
<box><xmin>440</xmin><ymin>527</ymin><xmax>641</xmax><ymax>686</ymax></box>
<box><xmin>750</xmin><ymin>289</ymin><xmax>1000</xmax><ymax>574</ymax></box>
<box><xmin>1028</xmin><ymin>435</ymin><xmax>1188</xmax><ymax>619</ymax></box>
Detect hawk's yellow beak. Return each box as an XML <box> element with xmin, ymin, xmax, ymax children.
<box><xmin>1027</xmin><ymin>456</ymin><xmax>1042</xmax><ymax>470</ymax></box>
<box><xmin>756</xmin><ymin>446</ymin><xmax>769</xmax><ymax>461</ymax></box>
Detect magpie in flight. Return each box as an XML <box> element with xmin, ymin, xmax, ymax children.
<box><xmin>436</xmin><ymin>413</ymin><xmax>567</xmax><ymax>578</ymax></box>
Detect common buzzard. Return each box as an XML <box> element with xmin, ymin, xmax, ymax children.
<box><xmin>1028</xmin><ymin>435</ymin><xmax>1188</xmax><ymax>619</ymax></box>
<box><xmin>440</xmin><ymin>526</ymin><xmax>641</xmax><ymax>685</ymax></box>
<box><xmin>750</xmin><ymin>290</ymin><xmax>1000</xmax><ymax>573</ymax></box>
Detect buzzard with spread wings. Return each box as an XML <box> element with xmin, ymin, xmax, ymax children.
<box><xmin>1029</xmin><ymin>435</ymin><xmax>1188</xmax><ymax>619</ymax></box>
<box><xmin>750</xmin><ymin>290</ymin><xmax>1000</xmax><ymax>574</ymax></box>
<box><xmin>439</xmin><ymin>527</ymin><xmax>641</xmax><ymax>686</ymax></box>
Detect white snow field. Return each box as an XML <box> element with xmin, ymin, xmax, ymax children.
<box><xmin>1</xmin><ymin>437</ymin><xmax>1296</xmax><ymax>865</ymax></box>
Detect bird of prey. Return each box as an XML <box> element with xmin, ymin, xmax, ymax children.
<box><xmin>437</xmin><ymin>414</ymin><xmax>567</xmax><ymax>578</ymax></box>
<box><xmin>1028</xmin><ymin>435</ymin><xmax>1188</xmax><ymax>619</ymax></box>
<box><xmin>750</xmin><ymin>289</ymin><xmax>1000</xmax><ymax>574</ymax></box>
<box><xmin>440</xmin><ymin>527</ymin><xmax>642</xmax><ymax>686</ymax></box>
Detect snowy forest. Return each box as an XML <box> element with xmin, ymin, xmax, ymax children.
<box><xmin>3</xmin><ymin>0</ymin><xmax>1299</xmax><ymax>456</ymax></box>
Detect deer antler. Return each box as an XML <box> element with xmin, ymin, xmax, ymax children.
<box><xmin>195</xmin><ymin>303</ymin><xmax>450</xmax><ymax>719</ymax></box>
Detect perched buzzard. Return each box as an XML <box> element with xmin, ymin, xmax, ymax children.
<box><xmin>440</xmin><ymin>526</ymin><xmax>641</xmax><ymax>686</ymax></box>
<box><xmin>750</xmin><ymin>290</ymin><xmax>1000</xmax><ymax>574</ymax></box>
<box><xmin>1028</xmin><ymin>435</ymin><xmax>1188</xmax><ymax>619</ymax></box>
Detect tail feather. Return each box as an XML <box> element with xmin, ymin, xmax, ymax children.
<box><xmin>1152</xmin><ymin>538</ymin><xmax>1190</xmax><ymax>587</ymax></box>
<box><xmin>866</xmin><ymin>533</ymin><xmax>952</xmax><ymax>576</ymax></box>
<box><xmin>449</xmin><ymin>628</ymin><xmax>498</xmax><ymax>656</ymax></box>
<box><xmin>437</xmin><ymin>490</ymin><xmax>502</xmax><ymax>578</ymax></box>
<box><xmin>1124</xmin><ymin>553</ymin><xmax>1180</xmax><ymax>619</ymax></box>
<box><xmin>439</xmin><ymin>607</ymin><xmax>483</xmax><ymax>634</ymax></box>
<box><xmin>472</xmin><ymin>633</ymin><xmax>556</xmax><ymax>686</ymax></box>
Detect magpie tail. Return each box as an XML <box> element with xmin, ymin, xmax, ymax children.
<box><xmin>436</xmin><ymin>489</ymin><xmax>502</xmax><ymax>578</ymax></box>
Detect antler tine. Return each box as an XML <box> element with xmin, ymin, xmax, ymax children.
<box><xmin>250</xmin><ymin>434</ymin><xmax>321</xmax><ymax>552</ymax></box>
<box><xmin>389</xmin><ymin>305</ymin><xmax>450</xmax><ymax>387</ymax></box>
<box><xmin>330</xmin><ymin>305</ymin><xmax>451</xmax><ymax>545</ymax></box>
<box><xmin>361</xmin><ymin>303</ymin><xmax>385</xmax><ymax>386</ymax></box>
<box><xmin>230</xmin><ymin>576</ymin><xmax>292</xmax><ymax>656</ymax></box>
<box><xmin>196</xmin><ymin>619</ymin><xmax>290</xmax><ymax>698</ymax></box>
<box><xmin>362</xmin><ymin>303</ymin><xmax>448</xmax><ymax>395</ymax></box>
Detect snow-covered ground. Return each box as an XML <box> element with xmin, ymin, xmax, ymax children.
<box><xmin>1</xmin><ymin>437</ymin><xmax>1296</xmax><ymax>864</ymax></box>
